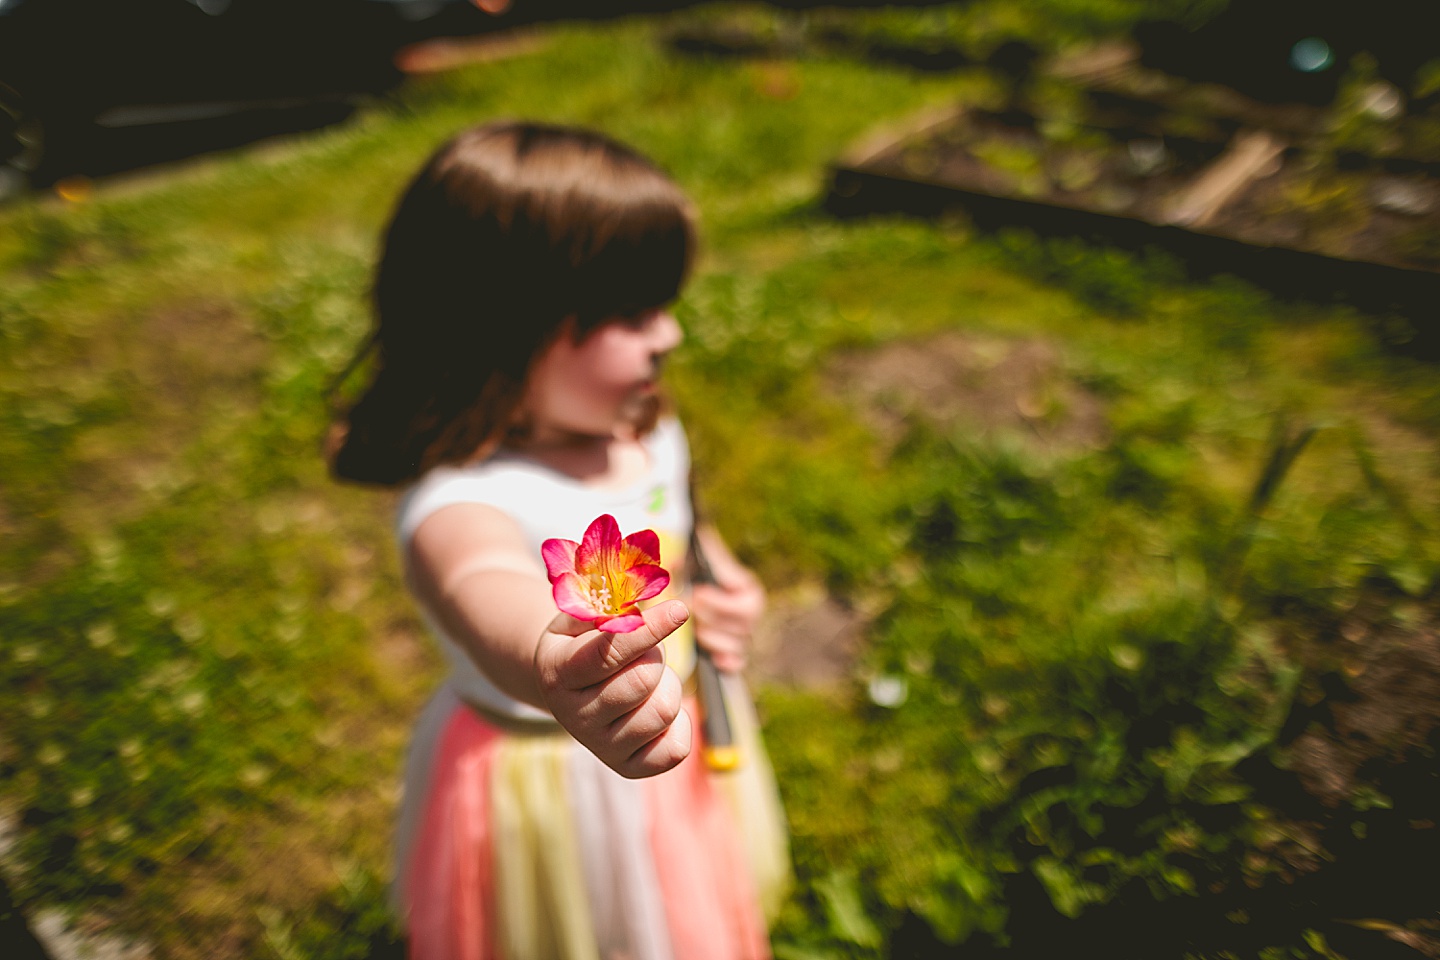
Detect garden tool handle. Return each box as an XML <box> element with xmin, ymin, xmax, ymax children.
<box><xmin>696</xmin><ymin>649</ymin><xmax>739</xmax><ymax>771</ymax></box>
<box><xmin>689</xmin><ymin>526</ymin><xmax>741</xmax><ymax>771</ymax></box>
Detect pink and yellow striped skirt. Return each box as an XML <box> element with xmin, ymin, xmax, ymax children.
<box><xmin>394</xmin><ymin>680</ymin><xmax>790</xmax><ymax>960</ymax></box>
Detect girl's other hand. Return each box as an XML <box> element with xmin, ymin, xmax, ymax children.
<box><xmin>691</xmin><ymin>524</ymin><xmax>766</xmax><ymax>674</ymax></box>
<box><xmin>534</xmin><ymin>599</ymin><xmax>693</xmax><ymax>779</ymax></box>
<box><xmin>692</xmin><ymin>568</ymin><xmax>765</xmax><ymax>674</ymax></box>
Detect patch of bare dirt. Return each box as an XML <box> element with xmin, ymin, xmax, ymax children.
<box><xmin>828</xmin><ymin>332</ymin><xmax>1108</xmax><ymax>452</ymax></box>
<box><xmin>1287</xmin><ymin>615</ymin><xmax>1440</xmax><ymax>808</ymax></box>
<box><xmin>68</xmin><ymin>298</ymin><xmax>270</xmax><ymax>524</ymax></box>
<box><xmin>130</xmin><ymin>298</ymin><xmax>269</xmax><ymax>421</ymax></box>
<box><xmin>1214</xmin><ymin>603</ymin><xmax>1440</xmax><ymax>957</ymax></box>
<box><xmin>394</xmin><ymin>29</ymin><xmax>550</xmax><ymax>74</ymax></box>
<box><xmin>750</xmin><ymin>587</ymin><xmax>870</xmax><ymax>688</ymax></box>
<box><xmin>373</xmin><ymin>620</ymin><xmax>438</xmax><ymax>682</ymax></box>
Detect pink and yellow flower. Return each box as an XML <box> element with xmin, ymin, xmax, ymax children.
<box><xmin>542</xmin><ymin>514</ymin><xmax>670</xmax><ymax>633</ymax></box>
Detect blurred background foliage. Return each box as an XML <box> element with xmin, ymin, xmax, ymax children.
<box><xmin>2</xmin><ymin>2</ymin><xmax>1438</xmax><ymax>959</ymax></box>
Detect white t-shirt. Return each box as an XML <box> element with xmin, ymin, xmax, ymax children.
<box><xmin>395</xmin><ymin>418</ymin><xmax>696</xmax><ymax>721</ymax></box>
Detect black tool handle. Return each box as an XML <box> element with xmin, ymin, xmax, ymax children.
<box><xmin>689</xmin><ymin>524</ymin><xmax>740</xmax><ymax>770</ymax></box>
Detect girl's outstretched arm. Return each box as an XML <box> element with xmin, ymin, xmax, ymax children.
<box><xmin>409</xmin><ymin>503</ymin><xmax>692</xmax><ymax>778</ymax></box>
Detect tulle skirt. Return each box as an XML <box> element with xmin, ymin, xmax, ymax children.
<box><xmin>393</xmin><ymin>679</ymin><xmax>790</xmax><ymax>960</ymax></box>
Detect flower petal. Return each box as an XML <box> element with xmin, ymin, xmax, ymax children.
<box><xmin>595</xmin><ymin>609</ymin><xmax>645</xmax><ymax>634</ymax></box>
<box><xmin>625</xmin><ymin>564</ymin><xmax>670</xmax><ymax>604</ymax></box>
<box><xmin>621</xmin><ymin>529</ymin><xmax>661</xmax><ymax>566</ymax></box>
<box><xmin>552</xmin><ymin>572</ymin><xmax>601</xmax><ymax>621</ymax></box>
<box><xmin>540</xmin><ymin>538</ymin><xmax>579</xmax><ymax>582</ymax></box>
<box><xmin>576</xmin><ymin>514</ymin><xmax>622</xmax><ymax>572</ymax></box>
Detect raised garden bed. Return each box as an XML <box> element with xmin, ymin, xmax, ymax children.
<box><xmin>825</xmin><ymin>46</ymin><xmax>1440</xmax><ymax>341</ymax></box>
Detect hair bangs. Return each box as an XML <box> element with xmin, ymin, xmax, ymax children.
<box><xmin>565</xmin><ymin>185</ymin><xmax>695</xmax><ymax>329</ymax></box>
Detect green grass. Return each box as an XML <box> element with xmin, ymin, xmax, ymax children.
<box><xmin>2</xmin><ymin>5</ymin><xmax>1438</xmax><ymax>959</ymax></box>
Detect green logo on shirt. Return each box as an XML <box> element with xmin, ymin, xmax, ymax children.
<box><xmin>646</xmin><ymin>484</ymin><xmax>665</xmax><ymax>514</ymax></box>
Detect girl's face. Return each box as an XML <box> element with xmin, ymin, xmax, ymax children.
<box><xmin>522</xmin><ymin>308</ymin><xmax>683</xmax><ymax>442</ymax></box>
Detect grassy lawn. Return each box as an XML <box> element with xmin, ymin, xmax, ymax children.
<box><xmin>3</xmin><ymin>5</ymin><xmax>1438</xmax><ymax>959</ymax></box>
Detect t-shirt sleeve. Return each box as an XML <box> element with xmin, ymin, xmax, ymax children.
<box><xmin>395</xmin><ymin>468</ymin><xmax>505</xmax><ymax>549</ymax></box>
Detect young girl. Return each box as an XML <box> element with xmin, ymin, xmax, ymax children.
<box><xmin>330</xmin><ymin>121</ymin><xmax>790</xmax><ymax>960</ymax></box>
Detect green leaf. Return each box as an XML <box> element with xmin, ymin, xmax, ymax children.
<box><xmin>816</xmin><ymin>869</ymin><xmax>882</xmax><ymax>949</ymax></box>
<box><xmin>1031</xmin><ymin>857</ymin><xmax>1105</xmax><ymax>919</ymax></box>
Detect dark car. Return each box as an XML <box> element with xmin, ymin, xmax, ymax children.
<box><xmin>0</xmin><ymin>0</ymin><xmax>487</xmax><ymax>194</ymax></box>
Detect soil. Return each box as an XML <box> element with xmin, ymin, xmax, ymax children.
<box><xmin>828</xmin><ymin>331</ymin><xmax>1108</xmax><ymax>454</ymax></box>
<box><xmin>1235</xmin><ymin>604</ymin><xmax>1440</xmax><ymax>958</ymax></box>
<box><xmin>751</xmin><ymin>587</ymin><xmax>870</xmax><ymax>688</ymax></box>
<box><xmin>393</xmin><ymin>30</ymin><xmax>550</xmax><ymax>74</ymax></box>
<box><xmin>373</xmin><ymin>618</ymin><xmax>439</xmax><ymax>681</ymax></box>
<box><xmin>1286</xmin><ymin>613</ymin><xmax>1440</xmax><ymax>809</ymax></box>
<box><xmin>83</xmin><ymin>298</ymin><xmax>269</xmax><ymax>524</ymax></box>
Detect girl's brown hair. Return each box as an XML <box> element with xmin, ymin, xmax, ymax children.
<box><xmin>329</xmin><ymin>121</ymin><xmax>696</xmax><ymax>486</ymax></box>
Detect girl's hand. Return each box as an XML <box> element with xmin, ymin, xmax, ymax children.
<box><xmin>692</xmin><ymin>567</ymin><xmax>765</xmax><ymax>674</ymax></box>
<box><xmin>534</xmin><ymin>599</ymin><xmax>693</xmax><ymax>779</ymax></box>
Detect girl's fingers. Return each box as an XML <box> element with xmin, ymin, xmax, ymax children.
<box><xmin>690</xmin><ymin>602</ymin><xmax>748</xmax><ymax>636</ymax></box>
<box><xmin>691</xmin><ymin>583</ymin><xmax>764</xmax><ymax>634</ymax></box>
<box><xmin>545</xmin><ymin>600</ymin><xmax>688</xmax><ymax>691</ymax></box>
<box><xmin>696</xmin><ymin>624</ymin><xmax>746</xmax><ymax>655</ymax></box>
<box><xmin>567</xmin><ymin>644</ymin><xmax>669</xmax><ymax>728</ymax></box>
<box><xmin>535</xmin><ymin>602</ymin><xmax>695</xmax><ymax>778</ymax></box>
<box><xmin>605</xmin><ymin>663</ymin><xmax>685</xmax><ymax>751</ymax></box>
<box><xmin>617</xmin><ymin>706</ymin><xmax>693</xmax><ymax>779</ymax></box>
